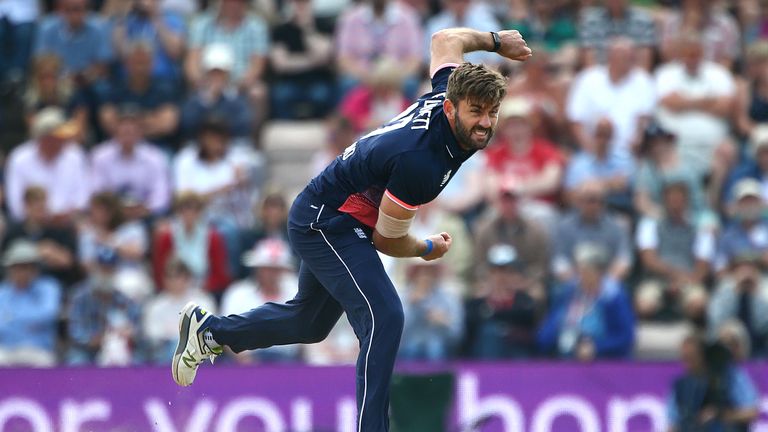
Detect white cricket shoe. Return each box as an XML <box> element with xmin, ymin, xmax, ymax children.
<box><xmin>172</xmin><ymin>302</ymin><xmax>220</xmax><ymax>387</ymax></box>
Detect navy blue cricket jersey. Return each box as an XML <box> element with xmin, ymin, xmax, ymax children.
<box><xmin>307</xmin><ymin>64</ymin><xmax>474</xmax><ymax>228</ymax></box>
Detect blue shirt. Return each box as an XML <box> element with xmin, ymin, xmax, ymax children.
<box><xmin>34</xmin><ymin>15</ymin><xmax>113</xmax><ymax>74</ymax></box>
<box><xmin>308</xmin><ymin>65</ymin><xmax>470</xmax><ymax>227</ymax></box>
<box><xmin>564</xmin><ymin>151</ymin><xmax>634</xmax><ymax>189</ymax></box>
<box><xmin>116</xmin><ymin>11</ymin><xmax>185</xmax><ymax>81</ymax></box>
<box><xmin>667</xmin><ymin>366</ymin><xmax>759</xmax><ymax>425</ymax></box>
<box><xmin>0</xmin><ymin>276</ymin><xmax>62</xmax><ymax>352</ymax></box>
<box><xmin>101</xmin><ymin>79</ymin><xmax>179</xmax><ymax>112</ymax></box>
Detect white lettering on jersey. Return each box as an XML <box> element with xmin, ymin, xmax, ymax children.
<box><xmin>440</xmin><ymin>170</ymin><xmax>452</xmax><ymax>187</ymax></box>
<box><xmin>411</xmin><ymin>93</ymin><xmax>445</xmax><ymax>131</ymax></box>
<box><xmin>360</xmin><ymin>103</ymin><xmax>419</xmax><ymax>139</ymax></box>
<box><xmin>342</xmin><ymin>142</ymin><xmax>357</xmax><ymax>160</ymax></box>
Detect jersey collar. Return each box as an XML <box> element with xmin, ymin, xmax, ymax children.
<box><xmin>441</xmin><ymin>113</ymin><xmax>474</xmax><ymax>162</ymax></box>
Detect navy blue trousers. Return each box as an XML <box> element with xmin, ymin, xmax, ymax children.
<box><xmin>208</xmin><ymin>189</ymin><xmax>404</xmax><ymax>432</ymax></box>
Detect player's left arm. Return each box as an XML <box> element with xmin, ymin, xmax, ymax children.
<box><xmin>372</xmin><ymin>193</ymin><xmax>451</xmax><ymax>261</ymax></box>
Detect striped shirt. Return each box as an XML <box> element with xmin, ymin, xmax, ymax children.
<box><xmin>188</xmin><ymin>12</ymin><xmax>269</xmax><ymax>81</ymax></box>
<box><xmin>335</xmin><ymin>2</ymin><xmax>422</xmax><ymax>69</ymax></box>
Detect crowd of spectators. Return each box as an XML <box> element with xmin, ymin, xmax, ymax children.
<box><xmin>1</xmin><ymin>0</ymin><xmax>768</xmax><ymax>389</ymax></box>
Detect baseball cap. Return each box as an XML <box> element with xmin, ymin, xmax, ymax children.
<box><xmin>487</xmin><ymin>244</ymin><xmax>525</xmax><ymax>271</ymax></box>
<box><xmin>31</xmin><ymin>107</ymin><xmax>79</xmax><ymax>140</ymax></box>
<box><xmin>96</xmin><ymin>247</ymin><xmax>120</xmax><ymax>267</ymax></box>
<box><xmin>202</xmin><ymin>44</ymin><xmax>235</xmax><ymax>72</ymax></box>
<box><xmin>733</xmin><ymin>178</ymin><xmax>763</xmax><ymax>201</ymax></box>
<box><xmin>242</xmin><ymin>238</ymin><xmax>293</xmax><ymax>269</ymax></box>
<box><xmin>574</xmin><ymin>242</ymin><xmax>609</xmax><ymax>269</ymax></box>
<box><xmin>3</xmin><ymin>240</ymin><xmax>40</xmax><ymax>267</ymax></box>
<box><xmin>643</xmin><ymin>120</ymin><xmax>675</xmax><ymax>141</ymax></box>
<box><xmin>499</xmin><ymin>97</ymin><xmax>532</xmax><ymax>119</ymax></box>
<box><xmin>750</xmin><ymin>124</ymin><xmax>768</xmax><ymax>156</ymax></box>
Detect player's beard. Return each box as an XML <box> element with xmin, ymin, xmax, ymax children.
<box><xmin>454</xmin><ymin>111</ymin><xmax>494</xmax><ymax>151</ymax></box>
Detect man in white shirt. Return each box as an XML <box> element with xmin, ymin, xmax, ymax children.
<box><xmin>655</xmin><ymin>32</ymin><xmax>736</xmax><ymax>179</ymax></box>
<box><xmin>567</xmin><ymin>37</ymin><xmax>655</xmax><ymax>165</ymax></box>
<box><xmin>220</xmin><ymin>238</ymin><xmax>300</xmax><ymax>363</ymax></box>
<box><xmin>5</xmin><ymin>107</ymin><xmax>90</xmax><ymax>222</ymax></box>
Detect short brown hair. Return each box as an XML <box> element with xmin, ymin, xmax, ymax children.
<box><xmin>90</xmin><ymin>191</ymin><xmax>125</xmax><ymax>231</ymax></box>
<box><xmin>23</xmin><ymin>186</ymin><xmax>47</xmax><ymax>204</ymax></box>
<box><xmin>446</xmin><ymin>62</ymin><xmax>507</xmax><ymax>108</ymax></box>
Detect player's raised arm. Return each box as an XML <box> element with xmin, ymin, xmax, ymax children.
<box><xmin>372</xmin><ymin>193</ymin><xmax>451</xmax><ymax>261</ymax></box>
<box><xmin>429</xmin><ymin>28</ymin><xmax>532</xmax><ymax>77</ymax></box>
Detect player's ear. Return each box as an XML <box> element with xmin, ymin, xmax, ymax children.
<box><xmin>443</xmin><ymin>98</ymin><xmax>456</xmax><ymax>117</ymax></box>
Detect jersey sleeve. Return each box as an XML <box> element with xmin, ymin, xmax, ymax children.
<box><xmin>430</xmin><ymin>64</ymin><xmax>458</xmax><ymax>93</ymax></box>
<box><xmin>385</xmin><ymin>152</ymin><xmax>435</xmax><ymax>210</ymax></box>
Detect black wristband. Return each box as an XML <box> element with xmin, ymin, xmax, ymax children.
<box><xmin>489</xmin><ymin>31</ymin><xmax>501</xmax><ymax>52</ymax></box>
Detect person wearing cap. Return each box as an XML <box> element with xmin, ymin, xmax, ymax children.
<box><xmin>538</xmin><ymin>242</ymin><xmax>635</xmax><ymax>361</ymax></box>
<box><xmin>464</xmin><ymin>244</ymin><xmax>539</xmax><ymax>359</ymax></box>
<box><xmin>185</xmin><ymin>0</ymin><xmax>270</xmax><ymax>135</ymax></box>
<box><xmin>23</xmin><ymin>54</ymin><xmax>89</xmax><ymax>142</ymax></box>
<box><xmin>0</xmin><ymin>240</ymin><xmax>62</xmax><ymax>367</ymax></box>
<box><xmin>635</xmin><ymin>179</ymin><xmax>715</xmax><ymax>321</ymax></box>
<box><xmin>398</xmin><ymin>258</ymin><xmax>463</xmax><ymax>361</ymax></box>
<box><xmin>566</xmin><ymin>37</ymin><xmax>655</xmax><ymax>163</ymax></box>
<box><xmin>484</xmin><ymin>96</ymin><xmax>564</xmax><ymax>223</ymax></box>
<box><xmin>220</xmin><ymin>238</ymin><xmax>301</xmax><ymax>363</ymax></box>
<box><xmin>5</xmin><ymin>106</ymin><xmax>90</xmax><ymax>222</ymax></box>
<box><xmin>180</xmin><ymin>43</ymin><xmax>254</xmax><ymax>141</ymax></box>
<box><xmin>98</xmin><ymin>41</ymin><xmax>180</xmax><ymax>148</ymax></box>
<box><xmin>143</xmin><ymin>258</ymin><xmax>216</xmax><ymax>363</ymax></box>
<box><xmin>564</xmin><ymin>117</ymin><xmax>634</xmax><ymax>212</ymax></box>
<box><xmin>1</xmin><ymin>186</ymin><xmax>80</xmax><ymax>287</ymax></box>
<box><xmin>111</xmin><ymin>0</ymin><xmax>186</xmax><ymax>84</ymax></box>
<box><xmin>722</xmin><ymin>124</ymin><xmax>768</xmax><ymax>206</ymax></box>
<box><xmin>553</xmin><ymin>179</ymin><xmax>633</xmax><ymax>283</ymax></box>
<box><xmin>91</xmin><ymin>104</ymin><xmax>172</xmax><ymax>217</ymax></box>
<box><xmin>269</xmin><ymin>0</ymin><xmax>335</xmax><ymax>119</ymax></box>
<box><xmin>716</xmin><ymin>178</ymin><xmax>768</xmax><ymax>271</ymax></box>
<box><xmin>67</xmin><ymin>246</ymin><xmax>143</xmax><ymax>365</ymax></box>
<box><xmin>709</xmin><ymin>253</ymin><xmax>768</xmax><ymax>359</ymax></box>
<box><xmin>474</xmin><ymin>181</ymin><xmax>550</xmax><ymax>285</ymax></box>
<box><xmin>185</xmin><ymin>0</ymin><xmax>268</xmax><ymax>92</ymax></box>
<box><xmin>634</xmin><ymin>120</ymin><xmax>707</xmax><ymax>219</ymax></box>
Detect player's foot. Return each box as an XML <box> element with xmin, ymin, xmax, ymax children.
<box><xmin>172</xmin><ymin>302</ymin><xmax>221</xmax><ymax>387</ymax></box>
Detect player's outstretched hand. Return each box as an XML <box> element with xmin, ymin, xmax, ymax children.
<box><xmin>422</xmin><ymin>232</ymin><xmax>452</xmax><ymax>262</ymax></box>
<box><xmin>498</xmin><ymin>30</ymin><xmax>532</xmax><ymax>62</ymax></box>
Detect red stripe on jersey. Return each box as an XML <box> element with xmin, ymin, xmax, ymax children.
<box><xmin>384</xmin><ymin>190</ymin><xmax>419</xmax><ymax>211</ymax></box>
<box><xmin>338</xmin><ymin>193</ymin><xmax>380</xmax><ymax>228</ymax></box>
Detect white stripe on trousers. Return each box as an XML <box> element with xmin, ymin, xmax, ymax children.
<box><xmin>315</xmin><ymin>230</ymin><xmax>375</xmax><ymax>432</ymax></box>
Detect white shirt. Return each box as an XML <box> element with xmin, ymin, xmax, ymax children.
<box><xmin>220</xmin><ymin>274</ymin><xmax>298</xmax><ymax>317</ymax></box>
<box><xmin>5</xmin><ymin>141</ymin><xmax>90</xmax><ymax>220</ymax></box>
<box><xmin>655</xmin><ymin>61</ymin><xmax>735</xmax><ymax>173</ymax></box>
<box><xmin>173</xmin><ymin>144</ymin><xmax>263</xmax><ymax>227</ymax></box>
<box><xmin>567</xmin><ymin>65</ymin><xmax>656</xmax><ymax>163</ymax></box>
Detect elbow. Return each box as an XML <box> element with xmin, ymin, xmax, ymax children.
<box><xmin>430</xmin><ymin>29</ymin><xmax>460</xmax><ymax>52</ymax></box>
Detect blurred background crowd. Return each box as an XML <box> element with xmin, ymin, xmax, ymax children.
<box><xmin>1</xmin><ymin>0</ymin><xmax>768</xmax><ymax>383</ymax></box>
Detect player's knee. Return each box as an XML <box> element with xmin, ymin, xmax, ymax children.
<box><xmin>377</xmin><ymin>302</ymin><xmax>404</xmax><ymax>333</ymax></box>
<box><xmin>302</xmin><ymin>324</ymin><xmax>333</xmax><ymax>344</ymax></box>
